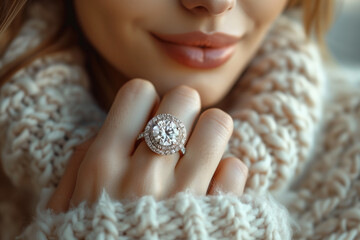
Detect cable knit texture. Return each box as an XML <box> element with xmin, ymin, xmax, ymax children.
<box><xmin>20</xmin><ymin>189</ymin><xmax>291</xmax><ymax>239</ymax></box>
<box><xmin>224</xmin><ymin>17</ymin><xmax>325</xmax><ymax>194</ymax></box>
<box><xmin>0</xmin><ymin>0</ymin><xmax>359</xmax><ymax>239</ymax></box>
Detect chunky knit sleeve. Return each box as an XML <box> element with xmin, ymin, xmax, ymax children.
<box><xmin>21</xmin><ymin>189</ymin><xmax>292</xmax><ymax>239</ymax></box>
<box><xmin>0</xmin><ymin>0</ymin><xmax>106</xmax><ymax>192</ymax></box>
<box><xmin>285</xmin><ymin>70</ymin><xmax>360</xmax><ymax>239</ymax></box>
<box><xmin>224</xmin><ymin>17</ymin><xmax>325</xmax><ymax>193</ymax></box>
<box><xmin>0</xmin><ymin>51</ymin><xmax>105</xmax><ymax>192</ymax></box>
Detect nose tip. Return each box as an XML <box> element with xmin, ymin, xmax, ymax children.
<box><xmin>181</xmin><ymin>0</ymin><xmax>235</xmax><ymax>16</ymax></box>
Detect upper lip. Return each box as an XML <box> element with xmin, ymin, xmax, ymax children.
<box><xmin>151</xmin><ymin>31</ymin><xmax>241</xmax><ymax>48</ymax></box>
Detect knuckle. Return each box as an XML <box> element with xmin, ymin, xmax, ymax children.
<box><xmin>202</xmin><ymin>108</ymin><xmax>234</xmax><ymax>139</ymax></box>
<box><xmin>170</xmin><ymin>85</ymin><xmax>201</xmax><ymax>107</ymax></box>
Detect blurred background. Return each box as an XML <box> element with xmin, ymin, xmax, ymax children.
<box><xmin>327</xmin><ymin>0</ymin><xmax>360</xmax><ymax>68</ymax></box>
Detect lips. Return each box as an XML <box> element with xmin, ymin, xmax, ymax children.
<box><xmin>151</xmin><ymin>31</ymin><xmax>240</xmax><ymax>69</ymax></box>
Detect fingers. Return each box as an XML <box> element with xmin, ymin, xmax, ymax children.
<box><xmin>133</xmin><ymin>85</ymin><xmax>201</xmax><ymax>165</ymax></box>
<box><xmin>126</xmin><ymin>86</ymin><xmax>201</xmax><ymax>199</ymax></box>
<box><xmin>175</xmin><ymin>108</ymin><xmax>233</xmax><ymax>194</ymax></box>
<box><xmin>46</xmin><ymin>136</ymin><xmax>96</xmax><ymax>213</ymax></box>
<box><xmin>69</xmin><ymin>79</ymin><xmax>159</xmax><ymax>205</ymax></box>
<box><xmin>95</xmin><ymin>79</ymin><xmax>159</xmax><ymax>156</ymax></box>
<box><xmin>154</xmin><ymin>85</ymin><xmax>201</xmax><ymax>135</ymax></box>
<box><xmin>207</xmin><ymin>157</ymin><xmax>248</xmax><ymax>195</ymax></box>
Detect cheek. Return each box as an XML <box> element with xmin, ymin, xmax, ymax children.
<box><xmin>87</xmin><ymin>0</ymin><xmax>163</xmax><ymax>23</ymax></box>
<box><xmin>74</xmin><ymin>0</ymin><xmax>170</xmax><ymax>55</ymax></box>
<box><xmin>241</xmin><ymin>0</ymin><xmax>288</xmax><ymax>24</ymax></box>
<box><xmin>74</xmin><ymin>0</ymin><xmax>156</xmax><ymax>64</ymax></box>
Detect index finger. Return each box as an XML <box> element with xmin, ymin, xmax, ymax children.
<box><xmin>95</xmin><ymin>79</ymin><xmax>160</xmax><ymax>156</ymax></box>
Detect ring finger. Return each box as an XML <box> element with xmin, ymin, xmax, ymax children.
<box><xmin>132</xmin><ymin>85</ymin><xmax>201</xmax><ymax>177</ymax></box>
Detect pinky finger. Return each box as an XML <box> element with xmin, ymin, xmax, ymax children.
<box><xmin>207</xmin><ymin>157</ymin><xmax>248</xmax><ymax>196</ymax></box>
<box><xmin>46</xmin><ymin>136</ymin><xmax>96</xmax><ymax>213</ymax></box>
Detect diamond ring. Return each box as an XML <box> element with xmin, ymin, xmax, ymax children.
<box><xmin>137</xmin><ymin>113</ymin><xmax>186</xmax><ymax>155</ymax></box>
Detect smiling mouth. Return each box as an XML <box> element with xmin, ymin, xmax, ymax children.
<box><xmin>151</xmin><ymin>31</ymin><xmax>241</xmax><ymax>69</ymax></box>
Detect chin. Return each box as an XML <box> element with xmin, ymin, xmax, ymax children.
<box><xmin>146</xmin><ymin>68</ymin><xmax>235</xmax><ymax>108</ymax></box>
<box><xmin>193</xmin><ymin>85</ymin><xmax>225</xmax><ymax>108</ymax></box>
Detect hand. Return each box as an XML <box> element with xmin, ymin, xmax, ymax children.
<box><xmin>47</xmin><ymin>79</ymin><xmax>248</xmax><ymax>213</ymax></box>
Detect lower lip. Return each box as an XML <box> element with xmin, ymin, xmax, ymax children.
<box><xmin>153</xmin><ymin>38</ymin><xmax>236</xmax><ymax>69</ymax></box>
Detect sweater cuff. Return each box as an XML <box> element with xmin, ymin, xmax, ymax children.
<box><xmin>20</xmin><ymin>189</ymin><xmax>292</xmax><ymax>240</ymax></box>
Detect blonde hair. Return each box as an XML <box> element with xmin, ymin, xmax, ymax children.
<box><xmin>0</xmin><ymin>0</ymin><xmax>334</xmax><ymax>110</ymax></box>
<box><xmin>287</xmin><ymin>0</ymin><xmax>334</xmax><ymax>41</ymax></box>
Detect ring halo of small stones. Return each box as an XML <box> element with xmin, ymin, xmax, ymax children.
<box><xmin>139</xmin><ymin>113</ymin><xmax>186</xmax><ymax>155</ymax></box>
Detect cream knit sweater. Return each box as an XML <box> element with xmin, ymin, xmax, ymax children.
<box><xmin>1</xmin><ymin>1</ymin><xmax>359</xmax><ymax>239</ymax></box>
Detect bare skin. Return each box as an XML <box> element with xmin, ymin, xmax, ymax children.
<box><xmin>47</xmin><ymin>0</ymin><xmax>287</xmax><ymax>212</ymax></box>
<box><xmin>47</xmin><ymin>80</ymin><xmax>248</xmax><ymax>212</ymax></box>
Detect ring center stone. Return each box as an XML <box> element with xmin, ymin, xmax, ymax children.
<box><xmin>152</xmin><ymin>120</ymin><xmax>180</xmax><ymax>146</ymax></box>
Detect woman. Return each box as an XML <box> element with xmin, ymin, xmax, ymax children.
<box><xmin>2</xmin><ymin>0</ymin><xmax>358</xmax><ymax>239</ymax></box>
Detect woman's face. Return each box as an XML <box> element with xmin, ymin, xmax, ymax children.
<box><xmin>74</xmin><ymin>0</ymin><xmax>287</xmax><ymax>107</ymax></box>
